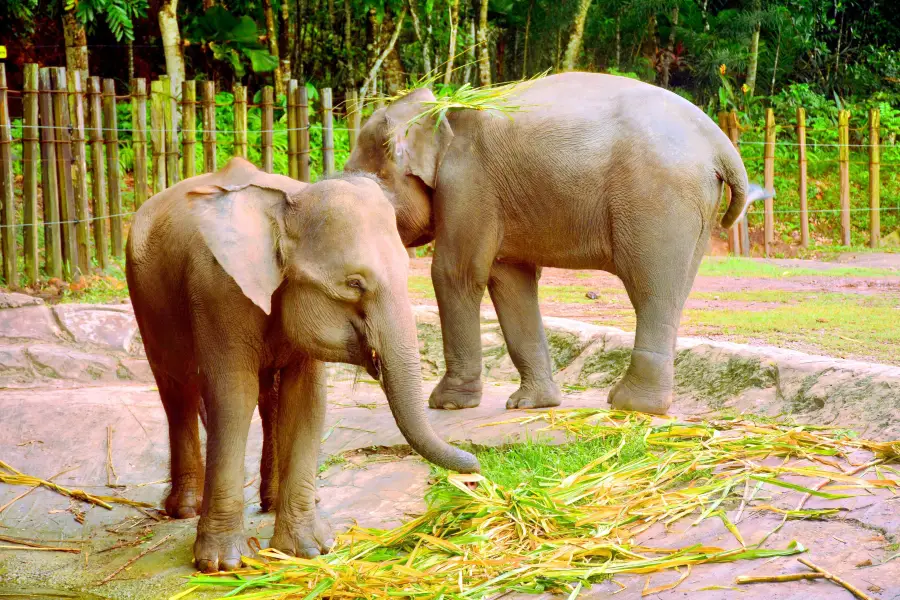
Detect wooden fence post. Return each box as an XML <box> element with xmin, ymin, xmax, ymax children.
<box><xmin>299</xmin><ymin>86</ymin><xmax>311</xmax><ymax>182</ymax></box>
<box><xmin>162</xmin><ymin>75</ymin><xmax>178</xmax><ymax>188</ymax></box>
<box><xmin>727</xmin><ymin>111</ymin><xmax>749</xmax><ymax>256</ymax></box>
<box><xmin>796</xmin><ymin>107</ymin><xmax>809</xmax><ymax>248</ymax></box>
<box><xmin>869</xmin><ymin>108</ymin><xmax>880</xmax><ymax>248</ymax></box>
<box><xmin>838</xmin><ymin>110</ymin><xmax>851</xmax><ymax>246</ymax></box>
<box><xmin>131</xmin><ymin>78</ymin><xmax>148</xmax><ymax>209</ymax></box>
<box><xmin>102</xmin><ymin>78</ymin><xmax>123</xmax><ymax>259</ymax></box>
<box><xmin>0</xmin><ymin>64</ymin><xmax>16</xmax><ymax>285</ymax></box>
<box><xmin>88</xmin><ymin>77</ymin><xmax>109</xmax><ymax>269</ymax></box>
<box><xmin>347</xmin><ymin>89</ymin><xmax>359</xmax><ymax>152</ymax></box>
<box><xmin>261</xmin><ymin>86</ymin><xmax>274</xmax><ymax>173</ymax></box>
<box><xmin>717</xmin><ymin>111</ymin><xmax>739</xmax><ymax>256</ymax></box>
<box><xmin>763</xmin><ymin>108</ymin><xmax>776</xmax><ymax>257</ymax></box>
<box><xmin>234</xmin><ymin>83</ymin><xmax>248</xmax><ymax>159</ymax></box>
<box><xmin>182</xmin><ymin>80</ymin><xmax>196</xmax><ymax>180</ymax></box>
<box><xmin>201</xmin><ymin>81</ymin><xmax>217</xmax><ymax>173</ymax></box>
<box><xmin>287</xmin><ymin>79</ymin><xmax>299</xmax><ymax>179</ymax></box>
<box><xmin>322</xmin><ymin>88</ymin><xmax>335</xmax><ymax>176</ymax></box>
<box><xmin>22</xmin><ymin>64</ymin><xmax>40</xmax><ymax>284</ymax></box>
<box><xmin>38</xmin><ymin>68</ymin><xmax>63</xmax><ymax>279</ymax></box>
<box><xmin>150</xmin><ymin>79</ymin><xmax>167</xmax><ymax>194</ymax></box>
<box><xmin>52</xmin><ymin>67</ymin><xmax>78</xmax><ymax>279</ymax></box>
<box><xmin>68</xmin><ymin>71</ymin><xmax>91</xmax><ymax>275</ymax></box>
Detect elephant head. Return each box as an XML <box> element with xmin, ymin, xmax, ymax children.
<box><xmin>187</xmin><ymin>160</ymin><xmax>478</xmax><ymax>473</ymax></box>
<box><xmin>344</xmin><ymin>88</ymin><xmax>453</xmax><ymax>248</ymax></box>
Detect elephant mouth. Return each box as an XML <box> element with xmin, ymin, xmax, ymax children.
<box><xmin>365</xmin><ymin>348</ymin><xmax>382</xmax><ymax>382</ymax></box>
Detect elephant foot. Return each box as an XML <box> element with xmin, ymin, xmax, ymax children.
<box><xmin>270</xmin><ymin>508</ymin><xmax>335</xmax><ymax>558</ymax></box>
<box><xmin>164</xmin><ymin>478</ymin><xmax>203</xmax><ymax>519</ymax></box>
<box><xmin>193</xmin><ymin>527</ymin><xmax>252</xmax><ymax>572</ymax></box>
<box><xmin>607</xmin><ymin>349</ymin><xmax>673</xmax><ymax>416</ymax></box>
<box><xmin>428</xmin><ymin>374</ymin><xmax>483</xmax><ymax>410</ymax></box>
<box><xmin>506</xmin><ymin>379</ymin><xmax>562</xmax><ymax>410</ymax></box>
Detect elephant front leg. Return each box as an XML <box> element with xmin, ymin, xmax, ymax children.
<box><xmin>488</xmin><ymin>262</ymin><xmax>561</xmax><ymax>409</ymax></box>
<box><xmin>193</xmin><ymin>369</ymin><xmax>257</xmax><ymax>572</ymax></box>
<box><xmin>428</xmin><ymin>249</ymin><xmax>493</xmax><ymax>410</ymax></box>
<box><xmin>269</xmin><ymin>360</ymin><xmax>334</xmax><ymax>558</ymax></box>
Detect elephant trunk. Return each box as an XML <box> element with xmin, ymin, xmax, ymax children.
<box><xmin>375</xmin><ymin>304</ymin><xmax>480</xmax><ymax>474</ymax></box>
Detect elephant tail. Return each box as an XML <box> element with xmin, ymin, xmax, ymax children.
<box><xmin>716</xmin><ymin>145</ymin><xmax>774</xmax><ymax>229</ymax></box>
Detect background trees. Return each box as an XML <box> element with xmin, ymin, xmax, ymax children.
<box><xmin>0</xmin><ymin>0</ymin><xmax>898</xmax><ymax>111</ymax></box>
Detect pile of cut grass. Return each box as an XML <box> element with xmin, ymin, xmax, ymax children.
<box><xmin>180</xmin><ymin>409</ymin><xmax>898</xmax><ymax>599</ymax></box>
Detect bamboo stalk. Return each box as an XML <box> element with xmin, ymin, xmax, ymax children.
<box><xmin>261</xmin><ymin>86</ymin><xmax>274</xmax><ymax>173</ymax></box>
<box><xmin>0</xmin><ymin>63</ymin><xmax>17</xmax><ymax>285</ymax></box>
<box><xmin>88</xmin><ymin>77</ymin><xmax>109</xmax><ymax>268</ymax></box>
<box><xmin>150</xmin><ymin>79</ymin><xmax>167</xmax><ymax>194</ymax></box>
<box><xmin>287</xmin><ymin>79</ymin><xmax>299</xmax><ymax>179</ymax></box>
<box><xmin>131</xmin><ymin>78</ymin><xmax>148</xmax><ymax>209</ymax></box>
<box><xmin>298</xmin><ymin>86</ymin><xmax>311</xmax><ymax>182</ymax></box>
<box><xmin>182</xmin><ymin>80</ymin><xmax>196</xmax><ymax>180</ymax></box>
<box><xmin>22</xmin><ymin>64</ymin><xmax>40</xmax><ymax>284</ymax></box>
<box><xmin>797</xmin><ymin>558</ymin><xmax>874</xmax><ymax>600</ymax></box>
<box><xmin>67</xmin><ymin>70</ymin><xmax>91</xmax><ymax>275</ymax></box>
<box><xmin>763</xmin><ymin>108</ymin><xmax>775</xmax><ymax>257</ymax></box>
<box><xmin>868</xmin><ymin>108</ymin><xmax>880</xmax><ymax>248</ymax></box>
<box><xmin>233</xmin><ymin>83</ymin><xmax>248</xmax><ymax>159</ymax></box>
<box><xmin>38</xmin><ymin>68</ymin><xmax>63</xmax><ymax>279</ymax></box>
<box><xmin>838</xmin><ymin>110</ymin><xmax>851</xmax><ymax>246</ymax></box>
<box><xmin>322</xmin><ymin>88</ymin><xmax>335</xmax><ymax>176</ymax></box>
<box><xmin>201</xmin><ymin>81</ymin><xmax>217</xmax><ymax>173</ymax></box>
<box><xmin>52</xmin><ymin>67</ymin><xmax>78</xmax><ymax>280</ymax></box>
<box><xmin>736</xmin><ymin>572</ymin><xmax>825</xmax><ymax>584</ymax></box>
<box><xmin>727</xmin><ymin>111</ymin><xmax>749</xmax><ymax>256</ymax></box>
<box><xmin>797</xmin><ymin>106</ymin><xmax>809</xmax><ymax>248</ymax></box>
<box><xmin>102</xmin><ymin>79</ymin><xmax>123</xmax><ymax>258</ymax></box>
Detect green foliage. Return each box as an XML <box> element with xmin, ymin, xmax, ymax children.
<box><xmin>183</xmin><ymin>7</ymin><xmax>279</xmax><ymax>78</ymax></box>
<box><xmin>70</xmin><ymin>0</ymin><xmax>148</xmax><ymax>42</ymax></box>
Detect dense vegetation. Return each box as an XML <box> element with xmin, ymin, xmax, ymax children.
<box><xmin>2</xmin><ymin>0</ymin><xmax>900</xmax><ymax>248</ymax></box>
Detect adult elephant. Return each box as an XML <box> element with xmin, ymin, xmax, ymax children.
<box><xmin>345</xmin><ymin>72</ymin><xmax>769</xmax><ymax>416</ymax></box>
<box><xmin>127</xmin><ymin>158</ymin><xmax>478</xmax><ymax>572</ymax></box>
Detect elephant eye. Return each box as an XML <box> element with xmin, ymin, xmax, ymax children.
<box><xmin>347</xmin><ymin>277</ymin><xmax>366</xmax><ymax>292</ymax></box>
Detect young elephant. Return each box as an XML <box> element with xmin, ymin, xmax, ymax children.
<box><xmin>345</xmin><ymin>72</ymin><xmax>770</xmax><ymax>416</ymax></box>
<box><xmin>126</xmin><ymin>158</ymin><xmax>479</xmax><ymax>572</ymax></box>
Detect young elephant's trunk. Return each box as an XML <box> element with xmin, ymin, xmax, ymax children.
<box><xmin>376</xmin><ymin>305</ymin><xmax>480</xmax><ymax>474</ymax></box>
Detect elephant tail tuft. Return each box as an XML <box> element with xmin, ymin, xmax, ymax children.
<box><xmin>717</xmin><ymin>146</ymin><xmax>774</xmax><ymax>229</ymax></box>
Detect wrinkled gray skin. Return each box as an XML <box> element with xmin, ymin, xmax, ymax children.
<box><xmin>345</xmin><ymin>72</ymin><xmax>768</xmax><ymax>416</ymax></box>
<box><xmin>126</xmin><ymin>157</ymin><xmax>479</xmax><ymax>573</ymax></box>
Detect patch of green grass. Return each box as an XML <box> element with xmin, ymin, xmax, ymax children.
<box><xmin>318</xmin><ymin>453</ymin><xmax>348</xmax><ymax>474</ymax></box>
<box><xmin>674</xmin><ymin>351</ymin><xmax>777</xmax><ymax>408</ymax></box>
<box><xmin>540</xmin><ymin>285</ymin><xmax>625</xmax><ymax>304</ymax></box>
<box><xmin>442</xmin><ymin>426</ymin><xmax>650</xmax><ymax>492</ymax></box>
<box><xmin>59</xmin><ymin>276</ymin><xmax>130</xmax><ymax>304</ymax></box>
<box><xmin>683</xmin><ymin>292</ymin><xmax>900</xmax><ymax>364</ymax></box>
<box><xmin>698</xmin><ymin>256</ymin><xmax>898</xmax><ymax>279</ymax></box>
<box><xmin>407</xmin><ymin>275</ymin><xmax>436</xmax><ymax>300</ymax></box>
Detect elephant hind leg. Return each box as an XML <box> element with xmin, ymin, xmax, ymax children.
<box><xmin>155</xmin><ymin>371</ymin><xmax>205</xmax><ymax>519</ymax></box>
<box><xmin>609</xmin><ymin>218</ymin><xmax>708</xmax><ymax>416</ymax></box>
<box><xmin>258</xmin><ymin>369</ymin><xmax>279</xmax><ymax>513</ymax></box>
<box><xmin>487</xmin><ymin>262</ymin><xmax>561</xmax><ymax>409</ymax></box>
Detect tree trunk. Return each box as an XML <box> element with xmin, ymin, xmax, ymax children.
<box><xmin>424</xmin><ymin>5</ymin><xmax>434</xmax><ymax>77</ymax></box>
<box><xmin>127</xmin><ymin>41</ymin><xmax>135</xmax><ymax>82</ymax></box>
<box><xmin>366</xmin><ymin>6</ymin><xmax>379</xmax><ymax>73</ymax></box>
<box><xmin>62</xmin><ymin>3</ymin><xmax>89</xmax><ymax>81</ymax></box>
<box><xmin>701</xmin><ymin>0</ymin><xmax>709</xmax><ymax>32</ymax></box>
<box><xmin>263</xmin><ymin>0</ymin><xmax>283</xmax><ymax>93</ymax></box>
<box><xmin>281</xmin><ymin>0</ymin><xmax>294</xmax><ymax>85</ymax></box>
<box><xmin>660</xmin><ymin>5</ymin><xmax>679</xmax><ymax>88</ymax></box>
<box><xmin>159</xmin><ymin>0</ymin><xmax>186</xmax><ymax>93</ymax></box>
<box><xmin>343</xmin><ymin>0</ymin><xmax>353</xmax><ymax>86</ymax></box>
<box><xmin>444</xmin><ymin>0</ymin><xmax>461</xmax><ymax>84</ymax></box>
<box><xmin>381</xmin><ymin>9</ymin><xmax>405</xmax><ymax>94</ymax></box>
<box><xmin>640</xmin><ymin>13</ymin><xmax>657</xmax><ymax>61</ymax></box>
<box><xmin>476</xmin><ymin>0</ymin><xmax>491</xmax><ymax>85</ymax></box>
<box><xmin>561</xmin><ymin>0</ymin><xmax>592</xmax><ymax>72</ymax></box>
<box><xmin>522</xmin><ymin>0</ymin><xmax>533</xmax><ymax>76</ymax></box>
<box><xmin>495</xmin><ymin>33</ymin><xmax>505</xmax><ymax>81</ymax></box>
<box><xmin>614</xmin><ymin>10</ymin><xmax>621</xmax><ymax>68</ymax></box>
<box><xmin>360</xmin><ymin>8</ymin><xmax>407</xmax><ymax>100</ymax></box>
<box><xmin>464</xmin><ymin>7</ymin><xmax>476</xmax><ymax>84</ymax></box>
<box><xmin>745</xmin><ymin>20</ymin><xmax>761</xmax><ymax>96</ymax></box>
<box><xmin>770</xmin><ymin>29</ymin><xmax>781</xmax><ymax>96</ymax></box>
<box><xmin>291</xmin><ymin>0</ymin><xmax>308</xmax><ymax>80</ymax></box>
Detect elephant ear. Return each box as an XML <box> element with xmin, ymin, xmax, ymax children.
<box><xmin>385</xmin><ymin>89</ymin><xmax>454</xmax><ymax>189</ymax></box>
<box><xmin>187</xmin><ymin>182</ymin><xmax>289</xmax><ymax>315</ymax></box>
